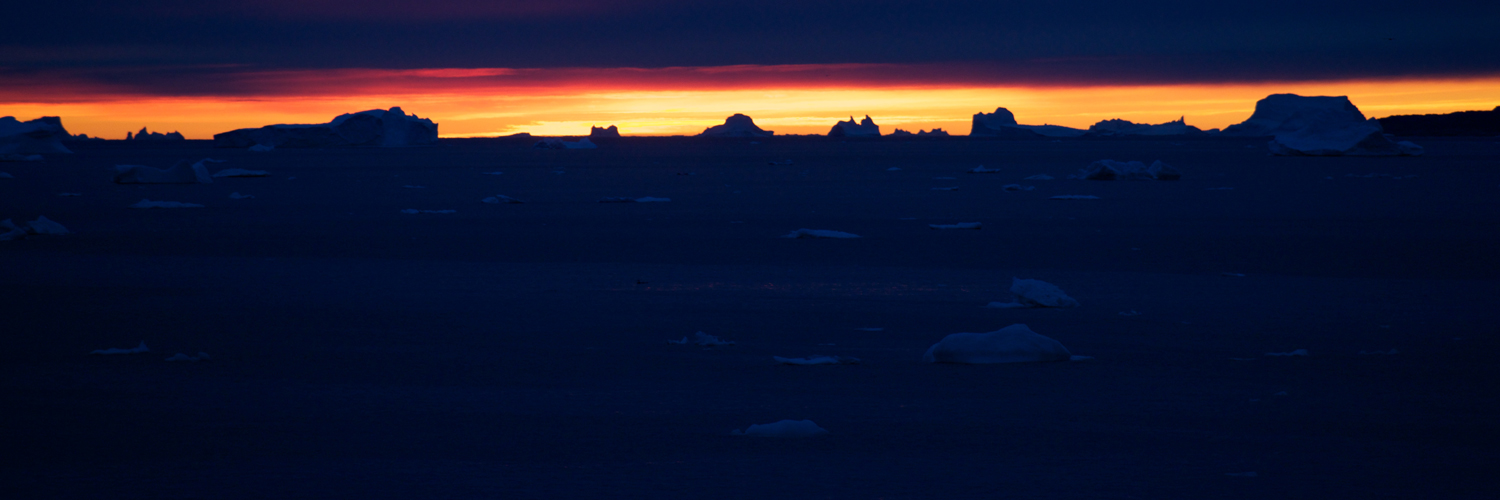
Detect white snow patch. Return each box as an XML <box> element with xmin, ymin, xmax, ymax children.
<box><xmin>24</xmin><ymin>216</ymin><xmax>70</xmax><ymax>235</ymax></box>
<box><xmin>923</xmin><ymin>324</ymin><xmax>1074</xmax><ymax>364</ymax></box>
<box><xmin>91</xmin><ymin>341</ymin><xmax>149</xmax><ymax>355</ymax></box>
<box><xmin>1002</xmin><ymin>184</ymin><xmax>1034</xmax><ymax>192</ymax></box>
<box><xmin>782</xmin><ymin>229</ymin><xmax>861</xmax><ymax>239</ymax></box>
<box><xmin>130</xmin><ymin>199</ymin><xmax>204</xmax><ymax>209</ymax></box>
<box><xmin>732</xmin><ymin>419</ymin><xmax>828</xmax><ymax>437</ymax></box>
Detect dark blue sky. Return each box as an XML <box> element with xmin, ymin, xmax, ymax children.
<box><xmin>4</xmin><ymin>0</ymin><xmax>1497</xmax><ymax>86</ymax></box>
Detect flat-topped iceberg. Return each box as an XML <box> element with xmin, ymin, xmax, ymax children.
<box><xmin>1085</xmin><ymin>117</ymin><xmax>1204</xmax><ymax>136</ymax></box>
<box><xmin>1222</xmin><ymin>94</ymin><xmax>1422</xmax><ymax>156</ymax></box>
<box><xmin>828</xmin><ymin>115</ymin><xmax>881</xmax><ymax>137</ymax></box>
<box><xmin>0</xmin><ymin>116</ymin><xmax>74</xmax><ymax>155</ymax></box>
<box><xmin>969</xmin><ymin>108</ymin><xmax>1085</xmax><ymax>137</ymax></box>
<box><xmin>213</xmin><ymin>107</ymin><xmax>438</xmax><ymax>148</ymax></box>
<box><xmin>589</xmin><ymin>125</ymin><xmax>621</xmax><ymax>137</ymax></box>
<box><xmin>923</xmin><ymin>324</ymin><xmax>1073</xmax><ymax>364</ymax></box>
<box><xmin>699</xmin><ymin>114</ymin><xmax>773</xmax><ymax>137</ymax></box>
<box><xmin>1079</xmin><ymin>160</ymin><xmax>1181</xmax><ymax>180</ymax></box>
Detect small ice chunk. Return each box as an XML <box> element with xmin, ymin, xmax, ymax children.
<box><xmin>248</xmin><ymin>144</ymin><xmax>274</xmax><ymax>152</ymax></box>
<box><xmin>1265</xmin><ymin>349</ymin><xmax>1309</xmax><ymax>357</ymax></box>
<box><xmin>1024</xmin><ymin>174</ymin><xmax>1054</xmax><ymax>180</ymax></box>
<box><xmin>482</xmin><ymin>195</ymin><xmax>524</xmax><ymax>204</ymax></box>
<box><xmin>130</xmin><ymin>199</ymin><xmax>204</xmax><ymax>209</ymax></box>
<box><xmin>634</xmin><ymin>197</ymin><xmax>671</xmax><ymax>202</ymax></box>
<box><xmin>929</xmin><ymin>222</ymin><xmax>981</xmax><ymax>230</ymax></box>
<box><xmin>24</xmin><ymin>216</ymin><xmax>70</xmax><ymax>235</ymax></box>
<box><xmin>212</xmin><ymin>168</ymin><xmax>271</xmax><ymax>178</ymax></box>
<box><xmin>1050</xmin><ymin>195</ymin><xmax>1100</xmax><ymax>200</ymax></box>
<box><xmin>967</xmin><ymin>165</ymin><xmax>1001</xmax><ymax>173</ymax></box>
<box><xmin>400</xmin><ymin>209</ymin><xmax>456</xmax><ymax>214</ymax></box>
<box><xmin>1007</xmin><ymin>278</ymin><xmax>1079</xmax><ymax>308</ymax></box>
<box><xmin>165</xmin><ymin>352</ymin><xmax>211</xmax><ymax>362</ymax></box>
<box><xmin>923</xmin><ymin>324</ymin><xmax>1074</xmax><ymax>364</ymax></box>
<box><xmin>229</xmin><ymin>192</ymin><xmax>255</xmax><ymax>199</ymax></box>
<box><xmin>90</xmin><ymin>341</ymin><xmax>149</xmax><ymax>355</ymax></box>
<box><xmin>886</xmin><ymin>167</ymin><xmax>902</xmax><ymax>171</ymax></box>
<box><xmin>773</xmin><ymin>355</ymin><xmax>860</xmax><ymax>365</ymax></box>
<box><xmin>0</xmin><ymin>220</ymin><xmax>27</xmax><ymax>241</ymax></box>
<box><xmin>931</xmin><ymin>186</ymin><xmax>959</xmax><ymax>191</ymax></box>
<box><xmin>782</xmin><ymin>229</ymin><xmax>861</xmax><ymax>239</ymax></box>
<box><xmin>732</xmin><ymin>419</ymin><xmax>828</xmax><ymax>437</ymax></box>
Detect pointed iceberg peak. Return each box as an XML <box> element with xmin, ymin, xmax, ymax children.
<box><xmin>829</xmin><ymin>115</ymin><xmax>881</xmax><ymax>137</ymax></box>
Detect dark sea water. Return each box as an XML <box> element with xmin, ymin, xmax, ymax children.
<box><xmin>3</xmin><ymin>136</ymin><xmax>1498</xmax><ymax>498</ymax></box>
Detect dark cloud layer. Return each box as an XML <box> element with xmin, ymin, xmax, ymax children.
<box><xmin>5</xmin><ymin>0</ymin><xmax>1497</xmax><ymax>89</ymax></box>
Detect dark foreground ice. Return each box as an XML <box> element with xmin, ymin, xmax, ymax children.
<box><xmin>2</xmin><ymin>136</ymin><xmax>1498</xmax><ymax>499</ymax></box>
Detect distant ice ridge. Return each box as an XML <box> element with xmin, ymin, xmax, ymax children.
<box><xmin>212</xmin><ymin>168</ymin><xmax>270</xmax><ymax>178</ymax></box>
<box><xmin>534</xmin><ymin>138</ymin><xmax>597</xmax><ymax>149</ymax></box>
<box><xmin>923</xmin><ymin>324</ymin><xmax>1074</xmax><ymax>364</ymax></box>
<box><xmin>969</xmin><ymin>108</ymin><xmax>1085</xmax><ymax>138</ymax></box>
<box><xmin>589</xmin><ymin>125</ymin><xmax>621</xmax><ymax>138</ymax></box>
<box><xmin>732</xmin><ymin>419</ymin><xmax>828</xmax><ymax>437</ymax></box>
<box><xmin>699</xmin><ymin>114</ymin><xmax>774</xmax><ymax>137</ymax></box>
<box><xmin>1085</xmin><ymin>117</ymin><xmax>1205</xmax><ymax>136</ymax></box>
<box><xmin>131</xmin><ymin>199</ymin><xmax>204</xmax><ymax>209</ymax></box>
<box><xmin>0</xmin><ymin>116</ymin><xmax>74</xmax><ymax>154</ymax></box>
<box><xmin>782</xmin><ymin>229</ymin><xmax>861</xmax><ymax>239</ymax></box>
<box><xmin>166</xmin><ymin>352</ymin><xmax>211</xmax><ymax>362</ymax></box>
<box><xmin>1222</xmin><ymin>94</ymin><xmax>1422</xmax><ymax>156</ymax></box>
<box><xmin>774</xmin><ymin>355</ymin><xmax>860</xmax><ymax>365</ymax></box>
<box><xmin>891</xmin><ymin>128</ymin><xmax>949</xmax><ymax>136</ymax></box>
<box><xmin>988</xmin><ymin>278</ymin><xmax>1079</xmax><ymax>308</ymax></box>
<box><xmin>1</xmin><ymin>216</ymin><xmax>70</xmax><ymax>241</ymax></box>
<box><xmin>668</xmin><ymin>331</ymin><xmax>734</xmax><ymax>346</ymax></box>
<box><xmin>90</xmin><ymin>341</ymin><xmax>149</xmax><ymax>355</ymax></box>
<box><xmin>126</xmin><ymin>127</ymin><xmax>185</xmax><ymax>141</ymax></box>
<box><xmin>114</xmin><ymin>159</ymin><xmax>222</xmax><ymax>184</ymax></box>
<box><xmin>215</xmin><ymin>107</ymin><xmax>438</xmax><ymax>148</ymax></box>
<box><xmin>929</xmin><ymin>222</ymin><xmax>981</xmax><ymax>230</ymax></box>
<box><xmin>827</xmin><ymin>115</ymin><xmax>882</xmax><ymax>137</ymax></box>
<box><xmin>1078</xmin><ymin>160</ymin><xmax>1181</xmax><ymax>180</ymax></box>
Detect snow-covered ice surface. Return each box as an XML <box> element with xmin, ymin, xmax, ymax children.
<box><xmin>5</xmin><ymin>137</ymin><xmax>1499</xmax><ymax>499</ymax></box>
<box><xmin>732</xmin><ymin>419</ymin><xmax>829</xmax><ymax>437</ymax></box>
<box><xmin>922</xmin><ymin>324</ymin><xmax>1073</xmax><ymax>364</ymax></box>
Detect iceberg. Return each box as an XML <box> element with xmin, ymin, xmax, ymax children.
<box><xmin>126</xmin><ymin>127</ymin><xmax>185</xmax><ymax>141</ymax></box>
<box><xmin>699</xmin><ymin>114</ymin><xmax>774</xmax><ymax>137</ymax></box>
<box><xmin>213</xmin><ymin>107</ymin><xmax>438</xmax><ymax>148</ymax></box>
<box><xmin>113</xmin><ymin>159</ymin><xmax>217</xmax><ymax>184</ymax></box>
<box><xmin>1378</xmin><ymin>106</ymin><xmax>1500</xmax><ymax>137</ymax></box>
<box><xmin>891</xmin><ymin>128</ymin><xmax>950</xmax><ymax>136</ymax></box>
<box><xmin>987</xmin><ymin>278</ymin><xmax>1078</xmax><ymax>308</ymax></box>
<box><xmin>1085</xmin><ymin>117</ymin><xmax>1204</xmax><ymax>136</ymax></box>
<box><xmin>969</xmin><ymin>108</ymin><xmax>1085</xmax><ymax>138</ymax></box>
<box><xmin>1221</xmin><ymin>94</ymin><xmax>1421</xmax><ymax>156</ymax></box>
<box><xmin>732</xmin><ymin>419</ymin><xmax>828</xmax><ymax>437</ymax></box>
<box><xmin>589</xmin><ymin>125</ymin><xmax>621</xmax><ymax>138</ymax></box>
<box><xmin>0</xmin><ymin>116</ymin><xmax>74</xmax><ymax>155</ymax></box>
<box><xmin>1079</xmin><ymin>160</ymin><xmax>1179</xmax><ymax>181</ymax></box>
<box><xmin>1</xmin><ymin>216</ymin><xmax>70</xmax><ymax>240</ymax></box>
<box><xmin>827</xmin><ymin>115</ymin><xmax>881</xmax><ymax>137</ymax></box>
<box><xmin>783</xmin><ymin>229</ymin><xmax>860</xmax><ymax>239</ymax></box>
<box><xmin>922</xmin><ymin>324</ymin><xmax>1073</xmax><ymax>364</ymax></box>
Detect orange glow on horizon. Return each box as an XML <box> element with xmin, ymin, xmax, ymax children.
<box><xmin>2</xmin><ymin>68</ymin><xmax>1496</xmax><ymax>139</ymax></box>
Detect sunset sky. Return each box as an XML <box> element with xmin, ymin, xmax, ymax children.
<box><xmin>4</xmin><ymin>1</ymin><xmax>1496</xmax><ymax>138</ymax></box>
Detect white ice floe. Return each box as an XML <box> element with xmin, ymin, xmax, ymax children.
<box><xmin>1265</xmin><ymin>349</ymin><xmax>1309</xmax><ymax>357</ymax></box>
<box><xmin>400</xmin><ymin>209</ymin><xmax>456</xmax><ymax>214</ymax></box>
<box><xmin>216</xmin><ymin>107</ymin><xmax>438</xmax><ymax>148</ymax></box>
<box><xmin>929</xmin><ymin>222</ymin><xmax>981</xmax><ymax>230</ymax></box>
<box><xmin>212</xmin><ymin>168</ymin><xmax>270</xmax><ymax>178</ymax></box>
<box><xmin>1024</xmin><ymin>174</ymin><xmax>1054</xmax><ymax>180</ymax></box>
<box><xmin>24</xmin><ymin>216</ymin><xmax>70</xmax><ymax>235</ymax></box>
<box><xmin>130</xmin><ymin>199</ymin><xmax>204</xmax><ymax>209</ymax></box>
<box><xmin>773</xmin><ymin>355</ymin><xmax>860</xmax><ymax>365</ymax></box>
<box><xmin>0</xmin><ymin>220</ymin><xmax>25</xmax><ymax>241</ymax></box>
<box><xmin>166</xmin><ymin>352</ymin><xmax>211</xmax><ymax>362</ymax></box>
<box><xmin>782</xmin><ymin>229</ymin><xmax>861</xmax><ymax>239</ymax></box>
<box><xmin>988</xmin><ymin>278</ymin><xmax>1079</xmax><ymax>308</ymax></box>
<box><xmin>1080</xmin><ymin>160</ymin><xmax>1180</xmax><ymax>181</ymax></box>
<box><xmin>1002</xmin><ymin>184</ymin><xmax>1034</xmax><ymax>191</ymax></box>
<box><xmin>481</xmin><ymin>195</ymin><xmax>524</xmax><ymax>204</ymax></box>
<box><xmin>90</xmin><ymin>341</ymin><xmax>149</xmax><ymax>355</ymax></box>
<box><xmin>732</xmin><ymin>419</ymin><xmax>828</xmax><ymax>437</ymax></box>
<box><xmin>248</xmin><ymin>144</ymin><xmax>274</xmax><ymax>152</ymax></box>
<box><xmin>113</xmin><ymin>159</ymin><xmax>219</xmax><ymax>184</ymax></box>
<box><xmin>1051</xmin><ymin>195</ymin><xmax>1099</xmax><ymax>200</ymax></box>
<box><xmin>669</xmin><ymin>331</ymin><xmax>735</xmax><ymax>346</ymax></box>
<box><xmin>968</xmin><ymin>165</ymin><xmax>1001</xmax><ymax>173</ymax></box>
<box><xmin>229</xmin><ymin>192</ymin><xmax>255</xmax><ymax>199</ymax></box>
<box><xmin>923</xmin><ymin>324</ymin><xmax>1074</xmax><ymax>364</ymax></box>
<box><xmin>1359</xmin><ymin>349</ymin><xmax>1399</xmax><ymax>355</ymax></box>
